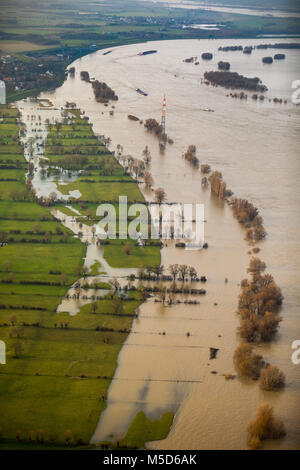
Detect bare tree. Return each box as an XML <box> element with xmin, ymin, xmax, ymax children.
<box><xmin>154</xmin><ymin>188</ymin><xmax>166</xmax><ymax>204</ymax></box>
<box><xmin>178</xmin><ymin>264</ymin><xmax>188</xmax><ymax>281</ymax></box>
<box><xmin>169</xmin><ymin>264</ymin><xmax>179</xmax><ymax>281</ymax></box>
<box><xmin>13</xmin><ymin>342</ymin><xmax>23</xmax><ymax>358</ymax></box>
<box><xmin>189</xmin><ymin>266</ymin><xmax>197</xmax><ymax>281</ymax></box>
<box><xmin>144</xmin><ymin>171</ymin><xmax>154</xmax><ymax>188</ymax></box>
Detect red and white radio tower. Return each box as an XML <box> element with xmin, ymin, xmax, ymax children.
<box><xmin>161</xmin><ymin>94</ymin><xmax>166</xmax><ymax>136</ymax></box>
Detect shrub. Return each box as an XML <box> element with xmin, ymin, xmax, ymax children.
<box><xmin>247</xmin><ymin>403</ymin><xmax>285</xmax><ymax>448</ymax></box>
<box><xmin>247</xmin><ymin>257</ymin><xmax>266</xmax><ymax>274</ymax></box>
<box><xmin>200</xmin><ymin>164</ymin><xmax>211</xmax><ymax>174</ymax></box>
<box><xmin>202</xmin><ymin>52</ymin><xmax>213</xmax><ymax>60</ymax></box>
<box><xmin>239</xmin><ymin>312</ymin><xmax>281</xmax><ymax>343</ymax></box>
<box><xmin>218</xmin><ymin>61</ymin><xmax>230</xmax><ymax>71</ymax></box>
<box><xmin>262</xmin><ymin>57</ymin><xmax>273</xmax><ymax>64</ymax></box>
<box><xmin>248</xmin><ymin>436</ymin><xmax>260</xmax><ymax>449</ymax></box>
<box><xmin>48</xmin><ymin>432</ymin><xmax>58</xmax><ymax>444</ymax></box>
<box><xmin>123</xmin><ymin>241</ymin><xmax>133</xmax><ymax>255</ymax></box>
<box><xmin>64</xmin><ymin>429</ymin><xmax>73</xmax><ymax>444</ymax></box>
<box><xmin>258</xmin><ymin>312</ymin><xmax>282</xmax><ymax>341</ymax></box>
<box><xmin>233</xmin><ymin>343</ymin><xmax>265</xmax><ymax>379</ymax></box>
<box><xmin>259</xmin><ymin>365</ymin><xmax>285</xmax><ymax>391</ymax></box>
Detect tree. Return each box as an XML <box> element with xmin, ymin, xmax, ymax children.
<box><xmin>189</xmin><ymin>266</ymin><xmax>197</xmax><ymax>281</ymax></box>
<box><xmin>0</xmin><ymin>231</ymin><xmax>8</xmax><ymax>244</ymax></box>
<box><xmin>233</xmin><ymin>343</ymin><xmax>265</xmax><ymax>379</ymax></box>
<box><xmin>152</xmin><ymin>265</ymin><xmax>163</xmax><ymax>279</ymax></box>
<box><xmin>142</xmin><ymin>145</ymin><xmax>152</xmax><ymax>164</ymax></box>
<box><xmin>103</xmin><ymin>332</ymin><xmax>112</xmax><ymax>344</ymax></box>
<box><xmin>37</xmin><ymin>429</ymin><xmax>46</xmax><ymax>443</ymax></box>
<box><xmin>258</xmin><ymin>312</ymin><xmax>282</xmax><ymax>342</ymax></box>
<box><xmin>13</xmin><ymin>342</ymin><xmax>23</xmax><ymax>358</ymax></box>
<box><xmin>76</xmin><ymin>265</ymin><xmax>88</xmax><ymax>278</ymax></box>
<box><xmin>112</xmin><ymin>297</ymin><xmax>124</xmax><ymax>315</ymax></box>
<box><xmin>154</xmin><ymin>188</ymin><xmax>166</xmax><ymax>204</ymax></box>
<box><xmin>247</xmin><ymin>257</ymin><xmax>266</xmax><ymax>274</ymax></box>
<box><xmin>109</xmin><ymin>277</ymin><xmax>120</xmax><ymax>291</ymax></box>
<box><xmin>145</xmin><ymin>266</ymin><xmax>153</xmax><ymax>277</ymax></box>
<box><xmin>259</xmin><ymin>365</ymin><xmax>285</xmax><ymax>391</ymax></box>
<box><xmin>64</xmin><ymin>430</ymin><xmax>73</xmax><ymax>445</ymax></box>
<box><xmin>10</xmin><ymin>326</ymin><xmax>24</xmax><ymax>338</ymax></box>
<box><xmin>3</xmin><ymin>260</ymin><xmax>12</xmax><ymax>272</ymax></box>
<box><xmin>44</xmin><ymin>231</ymin><xmax>52</xmax><ymax>243</ymax></box>
<box><xmin>178</xmin><ymin>264</ymin><xmax>188</xmax><ymax>281</ymax></box>
<box><xmin>123</xmin><ymin>241</ymin><xmax>132</xmax><ymax>255</ymax></box>
<box><xmin>184</xmin><ymin>145</ymin><xmax>199</xmax><ymax>167</ymax></box>
<box><xmin>91</xmin><ymin>303</ymin><xmax>97</xmax><ymax>314</ymax></box>
<box><xmin>9</xmin><ymin>314</ymin><xmax>17</xmax><ymax>325</ymax></box>
<box><xmin>28</xmin><ymin>430</ymin><xmax>36</xmax><ymax>442</ymax></box>
<box><xmin>169</xmin><ymin>264</ymin><xmax>179</xmax><ymax>280</ymax></box>
<box><xmin>49</xmin><ymin>192</ymin><xmax>57</xmax><ymax>202</ymax></box>
<box><xmin>60</xmin><ymin>274</ymin><xmax>68</xmax><ymax>286</ymax></box>
<box><xmin>247</xmin><ymin>403</ymin><xmax>285</xmax><ymax>449</ymax></box>
<box><xmin>48</xmin><ymin>432</ymin><xmax>58</xmax><ymax>444</ymax></box>
<box><xmin>144</xmin><ymin>171</ymin><xmax>154</xmax><ymax>188</ymax></box>
<box><xmin>201</xmin><ymin>164</ymin><xmax>211</xmax><ymax>174</ymax></box>
<box><xmin>157</xmin><ymin>284</ymin><xmax>167</xmax><ymax>304</ymax></box>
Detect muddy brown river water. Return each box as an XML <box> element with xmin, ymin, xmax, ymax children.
<box><xmin>24</xmin><ymin>37</ymin><xmax>300</xmax><ymax>449</ymax></box>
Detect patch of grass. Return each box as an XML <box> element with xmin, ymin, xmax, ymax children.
<box><xmin>103</xmin><ymin>240</ymin><xmax>160</xmax><ymax>268</ymax></box>
<box><xmin>89</xmin><ymin>260</ymin><xmax>105</xmax><ymax>276</ymax></box>
<box><xmin>0</xmin><ymin>243</ymin><xmax>85</xmax><ymax>284</ymax></box>
<box><xmin>0</xmin><ymin>41</ymin><xmax>56</xmax><ymax>53</ymax></box>
<box><xmin>119</xmin><ymin>411</ymin><xmax>174</xmax><ymax>449</ymax></box>
<box><xmin>57</xmin><ymin>180</ymin><xmax>143</xmax><ymax>203</ymax></box>
<box><xmin>0</xmin><ymin>293</ymin><xmax>141</xmax><ymax>443</ymax></box>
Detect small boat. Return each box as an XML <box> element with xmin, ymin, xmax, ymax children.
<box><xmin>136</xmin><ymin>88</ymin><xmax>148</xmax><ymax>97</ymax></box>
<box><xmin>103</xmin><ymin>50</ymin><xmax>112</xmax><ymax>56</ymax></box>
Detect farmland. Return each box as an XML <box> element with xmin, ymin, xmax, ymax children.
<box><xmin>0</xmin><ymin>104</ymin><xmax>162</xmax><ymax>449</ymax></box>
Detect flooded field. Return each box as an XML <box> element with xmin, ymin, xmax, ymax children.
<box><xmin>22</xmin><ymin>37</ymin><xmax>300</xmax><ymax>449</ymax></box>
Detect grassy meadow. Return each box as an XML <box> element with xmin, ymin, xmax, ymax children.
<box><xmin>0</xmin><ymin>105</ymin><xmax>164</xmax><ymax>449</ymax></box>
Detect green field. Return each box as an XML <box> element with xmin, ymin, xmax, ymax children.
<box><xmin>0</xmin><ymin>105</ymin><xmax>164</xmax><ymax>449</ymax></box>
<box><xmin>120</xmin><ymin>411</ymin><xmax>175</xmax><ymax>449</ymax></box>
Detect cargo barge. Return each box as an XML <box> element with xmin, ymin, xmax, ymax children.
<box><xmin>136</xmin><ymin>88</ymin><xmax>148</xmax><ymax>96</ymax></box>
<box><xmin>138</xmin><ymin>50</ymin><xmax>157</xmax><ymax>56</ymax></box>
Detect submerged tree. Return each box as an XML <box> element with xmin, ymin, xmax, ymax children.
<box><xmin>247</xmin><ymin>403</ymin><xmax>285</xmax><ymax>449</ymax></box>
<box><xmin>259</xmin><ymin>365</ymin><xmax>285</xmax><ymax>391</ymax></box>
<box><xmin>233</xmin><ymin>343</ymin><xmax>265</xmax><ymax>379</ymax></box>
<box><xmin>154</xmin><ymin>188</ymin><xmax>167</xmax><ymax>204</ymax></box>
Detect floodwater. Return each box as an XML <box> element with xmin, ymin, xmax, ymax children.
<box><xmin>35</xmin><ymin>38</ymin><xmax>300</xmax><ymax>449</ymax></box>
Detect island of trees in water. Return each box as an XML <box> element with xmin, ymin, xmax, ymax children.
<box><xmin>198</xmin><ymin>157</ymin><xmax>286</xmax><ymax>449</ymax></box>
<box><xmin>218</xmin><ymin>61</ymin><xmax>230</xmax><ymax>71</ymax></box>
<box><xmin>219</xmin><ymin>43</ymin><xmax>300</xmax><ymax>52</ymax></box>
<box><xmin>144</xmin><ymin>118</ymin><xmax>174</xmax><ymax>149</ymax></box>
<box><xmin>80</xmin><ymin>71</ymin><xmax>118</xmax><ymax>103</ymax></box>
<box><xmin>91</xmin><ymin>80</ymin><xmax>118</xmax><ymax>103</ymax></box>
<box><xmin>204</xmin><ymin>70</ymin><xmax>267</xmax><ymax>92</ymax></box>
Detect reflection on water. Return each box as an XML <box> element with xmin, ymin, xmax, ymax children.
<box><xmin>33</xmin><ymin>38</ymin><xmax>300</xmax><ymax>449</ymax></box>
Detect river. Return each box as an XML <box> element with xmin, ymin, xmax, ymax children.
<box><xmin>34</xmin><ymin>37</ymin><xmax>300</xmax><ymax>449</ymax></box>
